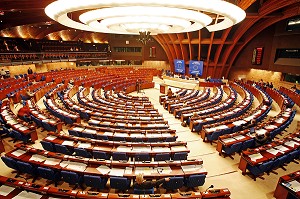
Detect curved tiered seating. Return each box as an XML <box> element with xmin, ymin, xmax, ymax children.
<box><xmin>0</xmin><ymin>174</ymin><xmax>231</xmax><ymax>198</ymax></box>
<box><xmin>238</xmin><ymin>131</ymin><xmax>300</xmax><ymax>180</ymax></box>
<box><xmin>0</xmin><ymin>100</ymin><xmax>38</xmax><ymax>143</ymax></box>
<box><xmin>217</xmin><ymin>107</ymin><xmax>296</xmax><ymax>158</ymax></box>
<box><xmin>2</xmin><ymin>144</ymin><xmax>206</xmax><ymax>190</ymax></box>
<box><xmin>180</xmin><ymin>87</ymin><xmax>223</xmax><ymax>123</ymax></box>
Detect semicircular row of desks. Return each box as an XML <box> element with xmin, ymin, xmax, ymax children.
<box><xmin>216</xmin><ymin>108</ymin><xmax>296</xmax><ymax>156</ymax></box>
<box><xmin>0</xmin><ymin>175</ymin><xmax>231</xmax><ymax>199</ymax></box>
<box><xmin>191</xmin><ymin>82</ymin><xmax>294</xmax><ymax>146</ymax></box>
<box><xmin>41</xmin><ymin>132</ymin><xmax>189</xmax><ymax>161</ymax></box>
<box><xmin>238</xmin><ymin>131</ymin><xmax>300</xmax><ymax>180</ymax></box>
<box><xmin>2</xmin><ymin>144</ymin><xmax>207</xmax><ymax>193</ymax></box>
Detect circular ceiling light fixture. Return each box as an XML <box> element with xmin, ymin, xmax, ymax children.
<box><xmin>45</xmin><ymin>0</ymin><xmax>246</xmax><ymax>35</ymax></box>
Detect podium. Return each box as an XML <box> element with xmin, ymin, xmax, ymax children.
<box><xmin>160</xmin><ymin>84</ymin><xmax>167</xmax><ymax>94</ymax></box>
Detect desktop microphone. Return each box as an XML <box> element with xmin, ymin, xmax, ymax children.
<box><xmin>205</xmin><ymin>184</ymin><xmax>214</xmax><ymax>192</ymax></box>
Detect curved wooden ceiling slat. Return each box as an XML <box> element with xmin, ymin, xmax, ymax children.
<box><xmin>219</xmin><ymin>0</ymin><xmax>297</xmax><ymax>77</ymax></box>
<box><xmin>225</xmin><ymin>4</ymin><xmax>300</xmax><ymax>77</ymax></box>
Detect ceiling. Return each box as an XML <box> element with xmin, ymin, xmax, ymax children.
<box><xmin>0</xmin><ymin>0</ymin><xmax>299</xmax><ymax>77</ymax></box>
<box><xmin>0</xmin><ymin>0</ymin><xmax>109</xmax><ymax>42</ymax></box>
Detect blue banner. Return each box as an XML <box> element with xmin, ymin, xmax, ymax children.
<box><xmin>189</xmin><ymin>60</ymin><xmax>203</xmax><ymax>76</ymax></box>
<box><xmin>174</xmin><ymin>59</ymin><xmax>185</xmax><ymax>74</ymax></box>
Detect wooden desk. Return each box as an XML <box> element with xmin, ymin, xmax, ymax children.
<box><xmin>160</xmin><ymin>84</ymin><xmax>167</xmax><ymax>94</ymax></box>
<box><xmin>274</xmin><ymin>170</ymin><xmax>300</xmax><ymax>199</ymax></box>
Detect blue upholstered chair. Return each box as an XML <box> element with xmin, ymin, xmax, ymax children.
<box><xmin>37</xmin><ymin>167</ymin><xmax>60</xmax><ymax>186</ymax></box>
<box><xmin>173</xmin><ymin>152</ymin><xmax>188</xmax><ymax>160</ymax></box>
<box><xmin>16</xmin><ymin>161</ymin><xmax>37</xmax><ymax>181</ymax></box>
<box><xmin>42</xmin><ymin>122</ymin><xmax>57</xmax><ymax>132</ymax></box>
<box><xmin>31</xmin><ymin>115</ymin><xmax>43</xmax><ymax>128</ymax></box>
<box><xmin>154</xmin><ymin>153</ymin><xmax>170</xmax><ymax>161</ymax></box>
<box><xmin>40</xmin><ymin>141</ymin><xmax>55</xmax><ymax>152</ymax></box>
<box><xmin>81</xmin><ymin>132</ymin><xmax>95</xmax><ymax>139</ymax></box>
<box><xmin>148</xmin><ymin>137</ymin><xmax>159</xmax><ymax>142</ymax></box>
<box><xmin>247</xmin><ymin>161</ymin><xmax>273</xmax><ymax>181</ymax></box>
<box><xmin>113</xmin><ymin>136</ymin><xmax>126</xmax><ymax>142</ymax></box>
<box><xmin>222</xmin><ymin>142</ymin><xmax>243</xmax><ymax>159</ymax></box>
<box><xmin>74</xmin><ymin>148</ymin><xmax>92</xmax><ymax>158</ymax></box>
<box><xmin>61</xmin><ymin>171</ymin><xmax>82</xmax><ymax>188</ymax></box>
<box><xmin>240</xmin><ymin>139</ymin><xmax>255</xmax><ymax>151</ymax></box>
<box><xmin>134</xmin><ymin>153</ymin><xmax>151</xmax><ymax>161</ymax></box>
<box><xmin>54</xmin><ymin>144</ymin><xmax>73</xmax><ymax>155</ymax></box>
<box><xmin>96</xmin><ymin>134</ymin><xmax>109</xmax><ymax>141</ymax></box>
<box><xmin>165</xmin><ymin>136</ymin><xmax>176</xmax><ymax>142</ymax></box>
<box><xmin>68</xmin><ymin>129</ymin><xmax>80</xmax><ymax>137</ymax></box>
<box><xmin>184</xmin><ymin>174</ymin><xmax>206</xmax><ymax>188</ymax></box>
<box><xmin>112</xmin><ymin>152</ymin><xmax>128</xmax><ymax>161</ymax></box>
<box><xmin>110</xmin><ymin>177</ymin><xmax>131</xmax><ymax>191</ymax></box>
<box><xmin>93</xmin><ymin>151</ymin><xmax>111</xmax><ymax>160</ymax></box>
<box><xmin>207</xmin><ymin>131</ymin><xmax>222</xmax><ymax>143</ymax></box>
<box><xmin>133</xmin><ymin>187</ymin><xmax>154</xmax><ymax>194</ymax></box>
<box><xmin>1</xmin><ymin>156</ymin><xmax>18</xmax><ymax>170</ymax></box>
<box><xmin>83</xmin><ymin>175</ymin><xmax>107</xmax><ymax>191</ymax></box>
<box><xmin>163</xmin><ymin>176</ymin><xmax>184</xmax><ymax>190</ymax></box>
<box><xmin>11</xmin><ymin>130</ymin><xmax>30</xmax><ymax>143</ymax></box>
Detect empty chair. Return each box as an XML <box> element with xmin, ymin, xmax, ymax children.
<box><xmin>110</xmin><ymin>177</ymin><xmax>131</xmax><ymax>191</ymax></box>
<box><xmin>68</xmin><ymin>129</ymin><xmax>80</xmax><ymax>137</ymax></box>
<box><xmin>61</xmin><ymin>171</ymin><xmax>82</xmax><ymax>188</ymax></box>
<box><xmin>112</xmin><ymin>152</ymin><xmax>129</xmax><ymax>161</ymax></box>
<box><xmin>81</xmin><ymin>132</ymin><xmax>95</xmax><ymax>139</ymax></box>
<box><xmin>240</xmin><ymin>139</ymin><xmax>255</xmax><ymax>151</ymax></box>
<box><xmin>163</xmin><ymin>177</ymin><xmax>184</xmax><ymax>190</ymax></box>
<box><xmin>286</xmin><ymin>150</ymin><xmax>298</xmax><ymax>163</ymax></box>
<box><xmin>113</xmin><ymin>136</ymin><xmax>126</xmax><ymax>142</ymax></box>
<box><xmin>16</xmin><ymin>161</ymin><xmax>37</xmax><ymax>180</ymax></box>
<box><xmin>54</xmin><ymin>144</ymin><xmax>73</xmax><ymax>155</ymax></box>
<box><xmin>79</xmin><ymin>112</ymin><xmax>90</xmax><ymax>120</ymax></box>
<box><xmin>74</xmin><ymin>148</ymin><xmax>92</xmax><ymax>158</ymax></box>
<box><xmin>37</xmin><ymin>167</ymin><xmax>60</xmax><ymax>186</ymax></box>
<box><xmin>96</xmin><ymin>134</ymin><xmax>108</xmax><ymax>141</ymax></box>
<box><xmin>133</xmin><ymin>187</ymin><xmax>154</xmax><ymax>194</ymax></box>
<box><xmin>222</xmin><ymin>142</ymin><xmax>243</xmax><ymax>159</ymax></box>
<box><xmin>206</xmin><ymin>131</ymin><xmax>222</xmax><ymax>143</ymax></box>
<box><xmin>154</xmin><ymin>153</ymin><xmax>170</xmax><ymax>161</ymax></box>
<box><xmin>173</xmin><ymin>152</ymin><xmax>188</xmax><ymax>160</ymax></box>
<box><xmin>247</xmin><ymin>161</ymin><xmax>273</xmax><ymax>181</ymax></box>
<box><xmin>42</xmin><ymin>122</ymin><xmax>57</xmax><ymax>132</ymax></box>
<box><xmin>1</xmin><ymin>156</ymin><xmax>18</xmax><ymax>170</ymax></box>
<box><xmin>11</xmin><ymin>130</ymin><xmax>30</xmax><ymax>143</ymax></box>
<box><xmin>40</xmin><ymin>141</ymin><xmax>55</xmax><ymax>152</ymax></box>
<box><xmin>222</xmin><ymin>128</ymin><xmax>232</xmax><ymax>136</ymax></box>
<box><xmin>134</xmin><ymin>154</ymin><xmax>151</xmax><ymax>161</ymax></box>
<box><xmin>31</xmin><ymin>115</ymin><xmax>43</xmax><ymax>128</ymax></box>
<box><xmin>93</xmin><ymin>151</ymin><xmax>111</xmax><ymax>160</ymax></box>
<box><xmin>64</xmin><ymin>116</ymin><xmax>74</xmax><ymax>124</ymax></box>
<box><xmin>232</xmin><ymin>125</ymin><xmax>242</xmax><ymax>133</ymax></box>
<box><xmin>0</xmin><ymin>126</ymin><xmax>12</xmax><ymax>137</ymax></box>
<box><xmin>165</xmin><ymin>136</ymin><xmax>176</xmax><ymax>142</ymax></box>
<box><xmin>184</xmin><ymin>174</ymin><xmax>206</xmax><ymax>188</ymax></box>
<box><xmin>83</xmin><ymin>175</ymin><xmax>107</xmax><ymax>191</ymax></box>
<box><xmin>131</xmin><ymin>137</ymin><xmax>144</xmax><ymax>142</ymax></box>
<box><xmin>148</xmin><ymin>137</ymin><xmax>159</xmax><ymax>142</ymax></box>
